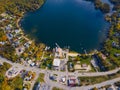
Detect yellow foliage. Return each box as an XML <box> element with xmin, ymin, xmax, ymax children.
<box><xmin>23</xmin><ymin>53</ymin><xmax>28</xmax><ymax>57</ymax></box>
<box><xmin>2</xmin><ymin>35</ymin><xmax>7</xmax><ymax>41</ymax></box>
<box><xmin>1</xmin><ymin>79</ymin><xmax>13</xmax><ymax>90</ymax></box>
<box><xmin>116</xmin><ymin>23</ymin><xmax>120</xmax><ymax>30</ymax></box>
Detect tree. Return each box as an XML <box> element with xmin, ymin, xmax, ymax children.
<box><xmin>101</xmin><ymin>3</ymin><xmax>110</xmax><ymax>13</ymax></box>
<box><xmin>92</xmin><ymin>87</ymin><xmax>98</xmax><ymax>90</ymax></box>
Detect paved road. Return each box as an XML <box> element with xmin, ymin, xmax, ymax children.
<box><xmin>44</xmin><ymin>71</ymin><xmax>120</xmax><ymax>90</ymax></box>
<box><xmin>1</xmin><ymin>56</ymin><xmax>120</xmax><ymax>90</ymax></box>
<box><xmin>72</xmin><ymin>77</ymin><xmax>120</xmax><ymax>90</ymax></box>
<box><xmin>1</xmin><ymin>56</ymin><xmax>120</xmax><ymax>77</ymax></box>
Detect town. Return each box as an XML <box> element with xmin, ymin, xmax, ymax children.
<box><xmin>0</xmin><ymin>12</ymin><xmax>120</xmax><ymax>90</ymax></box>
<box><xmin>1</xmin><ymin>0</ymin><xmax>120</xmax><ymax>90</ymax></box>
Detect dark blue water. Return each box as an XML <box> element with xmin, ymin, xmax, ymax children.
<box><xmin>21</xmin><ymin>0</ymin><xmax>108</xmax><ymax>53</ymax></box>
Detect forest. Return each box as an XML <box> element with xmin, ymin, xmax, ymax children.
<box><xmin>110</xmin><ymin>0</ymin><xmax>120</xmax><ymax>11</ymax></box>
<box><xmin>85</xmin><ymin>0</ymin><xmax>110</xmax><ymax>13</ymax></box>
<box><xmin>0</xmin><ymin>0</ymin><xmax>45</xmax><ymax>14</ymax></box>
<box><xmin>0</xmin><ymin>62</ymin><xmax>23</xmax><ymax>90</ymax></box>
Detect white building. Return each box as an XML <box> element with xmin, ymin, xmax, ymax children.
<box><xmin>53</xmin><ymin>58</ymin><xmax>61</xmax><ymax>67</ymax></box>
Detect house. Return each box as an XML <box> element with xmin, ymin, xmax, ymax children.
<box><xmin>55</xmin><ymin>47</ymin><xmax>63</xmax><ymax>58</ymax></box>
<box><xmin>61</xmin><ymin>77</ymin><xmax>66</xmax><ymax>83</ymax></box>
<box><xmin>16</xmin><ymin>46</ymin><xmax>25</xmax><ymax>55</ymax></box>
<box><xmin>67</xmin><ymin>76</ymin><xmax>76</xmax><ymax>87</ymax></box>
<box><xmin>114</xmin><ymin>32</ymin><xmax>120</xmax><ymax>37</ymax></box>
<box><xmin>8</xmin><ymin>24</ymin><xmax>12</xmax><ymax>28</ymax></box>
<box><xmin>24</xmin><ymin>75</ymin><xmax>33</xmax><ymax>81</ymax></box>
<box><xmin>30</xmin><ymin>63</ymin><xmax>35</xmax><ymax>67</ymax></box>
<box><xmin>24</xmin><ymin>42</ymin><xmax>30</xmax><ymax>48</ymax></box>
<box><xmin>0</xmin><ymin>42</ymin><xmax>5</xmax><ymax>45</ymax></box>
<box><xmin>91</xmin><ymin>59</ymin><xmax>98</xmax><ymax>68</ymax></box>
<box><xmin>68</xmin><ymin>79</ymin><xmax>76</xmax><ymax>86</ymax></box>
<box><xmin>35</xmin><ymin>83</ymin><xmax>40</xmax><ymax>90</ymax></box>
<box><xmin>100</xmin><ymin>53</ymin><xmax>107</xmax><ymax>60</ymax></box>
<box><xmin>107</xmin><ymin>85</ymin><xmax>116</xmax><ymax>90</ymax></box>
<box><xmin>114</xmin><ymin>53</ymin><xmax>120</xmax><ymax>57</ymax></box>
<box><xmin>23</xmin><ymin>88</ymin><xmax>27</xmax><ymax>90</ymax></box>
<box><xmin>7</xmin><ymin>33</ymin><xmax>13</xmax><ymax>40</ymax></box>
<box><xmin>1</xmin><ymin>18</ymin><xmax>6</xmax><ymax>22</ymax></box>
<box><xmin>27</xmin><ymin>60</ymin><xmax>32</xmax><ymax>64</ymax></box>
<box><xmin>45</xmin><ymin>46</ymin><xmax>50</xmax><ymax>51</ymax></box>
<box><xmin>15</xmin><ymin>29</ymin><xmax>20</xmax><ymax>34</ymax></box>
<box><xmin>1</xmin><ymin>13</ymin><xmax>7</xmax><ymax>17</ymax></box>
<box><xmin>69</xmin><ymin>62</ymin><xmax>74</xmax><ymax>71</ymax></box>
<box><xmin>13</xmin><ymin>40</ymin><xmax>20</xmax><ymax>47</ymax></box>
<box><xmin>5</xmin><ymin>26</ymin><xmax>11</xmax><ymax>31</ymax></box>
<box><xmin>112</xmin><ymin>41</ymin><xmax>119</xmax><ymax>48</ymax></box>
<box><xmin>92</xmin><ymin>55</ymin><xmax>106</xmax><ymax>71</ymax></box>
<box><xmin>49</xmin><ymin>74</ymin><xmax>57</xmax><ymax>81</ymax></box>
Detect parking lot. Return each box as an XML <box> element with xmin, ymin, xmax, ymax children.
<box><xmin>6</xmin><ymin>66</ymin><xmax>23</xmax><ymax>78</ymax></box>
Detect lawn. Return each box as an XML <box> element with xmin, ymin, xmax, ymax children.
<box><xmin>78</xmin><ymin>70</ymin><xmax>120</xmax><ymax>85</ymax></box>
<box><xmin>36</xmin><ymin>73</ymin><xmax>45</xmax><ymax>83</ymax></box>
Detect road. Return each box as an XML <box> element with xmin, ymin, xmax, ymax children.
<box><xmin>43</xmin><ymin>72</ymin><xmax>120</xmax><ymax>90</ymax></box>
<box><xmin>1</xmin><ymin>56</ymin><xmax>120</xmax><ymax>90</ymax></box>
<box><xmin>1</xmin><ymin>56</ymin><xmax>120</xmax><ymax>77</ymax></box>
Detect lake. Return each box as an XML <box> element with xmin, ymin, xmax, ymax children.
<box><xmin>21</xmin><ymin>0</ymin><xmax>109</xmax><ymax>53</ymax></box>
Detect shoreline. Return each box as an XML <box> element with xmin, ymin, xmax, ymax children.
<box><xmin>1</xmin><ymin>0</ymin><xmax>120</xmax><ymax>89</ymax></box>
<box><xmin>17</xmin><ymin>15</ymin><xmax>100</xmax><ymax>55</ymax></box>
<box><xmin>19</xmin><ymin>4</ymin><xmax>110</xmax><ymax>55</ymax></box>
<box><xmin>1</xmin><ymin>0</ymin><xmax>117</xmax><ymax>69</ymax></box>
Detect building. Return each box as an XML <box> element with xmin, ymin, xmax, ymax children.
<box><xmin>67</xmin><ymin>76</ymin><xmax>76</xmax><ymax>87</ymax></box>
<box><xmin>35</xmin><ymin>83</ymin><xmax>40</xmax><ymax>90</ymax></box>
<box><xmin>91</xmin><ymin>59</ymin><xmax>98</xmax><ymax>68</ymax></box>
<box><xmin>53</xmin><ymin>58</ymin><xmax>61</xmax><ymax>67</ymax></box>
<box><xmin>55</xmin><ymin>47</ymin><xmax>63</xmax><ymax>58</ymax></box>
<box><xmin>67</xmin><ymin>79</ymin><xmax>76</xmax><ymax>87</ymax></box>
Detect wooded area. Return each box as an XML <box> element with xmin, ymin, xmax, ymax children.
<box><xmin>0</xmin><ymin>0</ymin><xmax>44</xmax><ymax>14</ymax></box>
